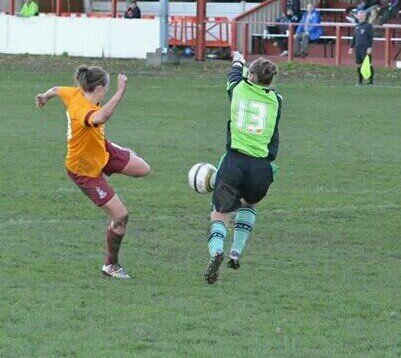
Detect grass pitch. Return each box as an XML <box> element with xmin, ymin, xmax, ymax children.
<box><xmin>1</xmin><ymin>56</ymin><xmax>400</xmax><ymax>357</ymax></box>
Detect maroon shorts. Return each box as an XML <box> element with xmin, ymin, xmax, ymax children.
<box><xmin>67</xmin><ymin>141</ymin><xmax>131</xmax><ymax>207</ymax></box>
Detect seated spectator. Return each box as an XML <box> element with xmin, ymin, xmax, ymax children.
<box><xmin>124</xmin><ymin>0</ymin><xmax>141</xmax><ymax>19</ymax></box>
<box><xmin>124</xmin><ymin>7</ymin><xmax>135</xmax><ymax>19</ymax></box>
<box><xmin>18</xmin><ymin>0</ymin><xmax>39</xmax><ymax>17</ymax></box>
<box><xmin>345</xmin><ymin>0</ymin><xmax>381</xmax><ymax>23</ymax></box>
<box><xmin>345</xmin><ymin>1</ymin><xmax>366</xmax><ymax>23</ymax></box>
<box><xmin>275</xmin><ymin>9</ymin><xmax>298</xmax><ymax>56</ymax></box>
<box><xmin>378</xmin><ymin>0</ymin><xmax>401</xmax><ymax>24</ymax></box>
<box><xmin>365</xmin><ymin>0</ymin><xmax>381</xmax><ymax>21</ymax></box>
<box><xmin>294</xmin><ymin>3</ymin><xmax>323</xmax><ymax>58</ymax></box>
<box><xmin>287</xmin><ymin>0</ymin><xmax>302</xmax><ymax>22</ymax></box>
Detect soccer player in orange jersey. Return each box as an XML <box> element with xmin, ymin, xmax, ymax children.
<box><xmin>35</xmin><ymin>66</ymin><xmax>150</xmax><ymax>279</ymax></box>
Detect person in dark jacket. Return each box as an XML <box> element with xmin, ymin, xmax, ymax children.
<box><xmin>287</xmin><ymin>0</ymin><xmax>301</xmax><ymax>21</ymax></box>
<box><xmin>275</xmin><ymin>9</ymin><xmax>298</xmax><ymax>56</ymax></box>
<box><xmin>348</xmin><ymin>11</ymin><xmax>374</xmax><ymax>85</ymax></box>
<box><xmin>124</xmin><ymin>0</ymin><xmax>141</xmax><ymax>19</ymax></box>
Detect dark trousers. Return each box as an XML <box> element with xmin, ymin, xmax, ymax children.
<box><xmin>294</xmin><ymin>32</ymin><xmax>309</xmax><ymax>55</ymax></box>
<box><xmin>277</xmin><ymin>38</ymin><xmax>288</xmax><ymax>52</ymax></box>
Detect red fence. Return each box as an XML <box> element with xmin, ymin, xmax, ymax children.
<box><xmin>169</xmin><ymin>16</ymin><xmax>230</xmax><ymax>48</ymax></box>
<box><xmin>233</xmin><ymin>21</ymin><xmax>401</xmax><ymax>68</ymax></box>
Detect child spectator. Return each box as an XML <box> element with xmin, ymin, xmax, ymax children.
<box><xmin>18</xmin><ymin>0</ymin><xmax>39</xmax><ymax>17</ymax></box>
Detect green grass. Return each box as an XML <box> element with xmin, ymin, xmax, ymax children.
<box><xmin>1</xmin><ymin>56</ymin><xmax>400</xmax><ymax>357</ymax></box>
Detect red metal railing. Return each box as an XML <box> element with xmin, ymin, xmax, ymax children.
<box><xmin>235</xmin><ymin>21</ymin><xmax>401</xmax><ymax>68</ymax></box>
<box><xmin>169</xmin><ymin>16</ymin><xmax>230</xmax><ymax>48</ymax></box>
<box><xmin>232</xmin><ymin>0</ymin><xmax>282</xmax><ymax>51</ymax></box>
<box><xmin>9</xmin><ymin>0</ymin><xmax>15</xmax><ymax>15</ymax></box>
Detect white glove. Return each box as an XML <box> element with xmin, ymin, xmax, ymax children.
<box><xmin>232</xmin><ymin>51</ymin><xmax>245</xmax><ymax>65</ymax></box>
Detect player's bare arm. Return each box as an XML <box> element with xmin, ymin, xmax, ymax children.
<box><xmin>91</xmin><ymin>74</ymin><xmax>127</xmax><ymax>125</ymax></box>
<box><xmin>35</xmin><ymin>87</ymin><xmax>59</xmax><ymax>108</ymax></box>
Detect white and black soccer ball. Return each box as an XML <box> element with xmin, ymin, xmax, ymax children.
<box><xmin>188</xmin><ymin>163</ymin><xmax>217</xmax><ymax>194</ymax></box>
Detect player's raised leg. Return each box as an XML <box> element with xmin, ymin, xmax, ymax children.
<box><xmin>100</xmin><ymin>194</ymin><xmax>131</xmax><ymax>279</ymax></box>
<box><xmin>228</xmin><ymin>160</ymin><xmax>274</xmax><ymax>270</ymax></box>
<box><xmin>228</xmin><ymin>205</ymin><xmax>257</xmax><ymax>270</ymax></box>
<box><xmin>103</xmin><ymin>141</ymin><xmax>150</xmax><ymax>178</ymax></box>
<box><xmin>121</xmin><ymin>152</ymin><xmax>150</xmax><ymax>178</ymax></box>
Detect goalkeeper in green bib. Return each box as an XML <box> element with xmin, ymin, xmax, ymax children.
<box><xmin>205</xmin><ymin>52</ymin><xmax>282</xmax><ymax>284</ymax></box>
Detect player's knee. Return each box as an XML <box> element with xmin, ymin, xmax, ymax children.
<box><xmin>113</xmin><ymin>209</ymin><xmax>129</xmax><ymax>233</ymax></box>
<box><xmin>211</xmin><ymin>211</ymin><xmax>230</xmax><ymax>226</ymax></box>
<box><xmin>132</xmin><ymin>160</ymin><xmax>150</xmax><ymax>178</ymax></box>
<box><xmin>241</xmin><ymin>201</ymin><xmax>255</xmax><ymax>209</ymax></box>
<box><xmin>140</xmin><ymin>162</ymin><xmax>151</xmax><ymax>177</ymax></box>
<box><xmin>120</xmin><ymin>210</ymin><xmax>129</xmax><ymax>226</ymax></box>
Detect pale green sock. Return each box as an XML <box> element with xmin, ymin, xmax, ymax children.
<box><xmin>208</xmin><ymin>220</ymin><xmax>227</xmax><ymax>257</ymax></box>
<box><xmin>231</xmin><ymin>207</ymin><xmax>256</xmax><ymax>256</ymax></box>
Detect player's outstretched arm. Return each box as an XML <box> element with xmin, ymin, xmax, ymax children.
<box><xmin>228</xmin><ymin>51</ymin><xmax>245</xmax><ymax>82</ymax></box>
<box><xmin>35</xmin><ymin>87</ymin><xmax>58</xmax><ymax>108</ymax></box>
<box><xmin>91</xmin><ymin>74</ymin><xmax>127</xmax><ymax>125</ymax></box>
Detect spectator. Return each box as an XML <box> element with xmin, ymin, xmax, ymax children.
<box><xmin>124</xmin><ymin>7</ymin><xmax>135</xmax><ymax>19</ymax></box>
<box><xmin>365</xmin><ymin>0</ymin><xmax>381</xmax><ymax>20</ymax></box>
<box><xmin>348</xmin><ymin>11</ymin><xmax>374</xmax><ymax>85</ymax></box>
<box><xmin>345</xmin><ymin>0</ymin><xmax>381</xmax><ymax>23</ymax></box>
<box><xmin>294</xmin><ymin>3</ymin><xmax>323</xmax><ymax>58</ymax></box>
<box><xmin>287</xmin><ymin>0</ymin><xmax>302</xmax><ymax>21</ymax></box>
<box><xmin>124</xmin><ymin>0</ymin><xmax>141</xmax><ymax>19</ymax></box>
<box><xmin>275</xmin><ymin>9</ymin><xmax>298</xmax><ymax>56</ymax></box>
<box><xmin>345</xmin><ymin>1</ymin><xmax>366</xmax><ymax>23</ymax></box>
<box><xmin>18</xmin><ymin>0</ymin><xmax>39</xmax><ymax>17</ymax></box>
<box><xmin>378</xmin><ymin>0</ymin><xmax>401</xmax><ymax>24</ymax></box>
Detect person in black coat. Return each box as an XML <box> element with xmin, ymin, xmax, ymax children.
<box><xmin>348</xmin><ymin>11</ymin><xmax>374</xmax><ymax>85</ymax></box>
<box><xmin>287</xmin><ymin>0</ymin><xmax>301</xmax><ymax>21</ymax></box>
<box><xmin>124</xmin><ymin>0</ymin><xmax>141</xmax><ymax>19</ymax></box>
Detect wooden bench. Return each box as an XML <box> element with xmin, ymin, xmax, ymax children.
<box><xmin>251</xmin><ymin>34</ymin><xmax>335</xmax><ymax>58</ymax></box>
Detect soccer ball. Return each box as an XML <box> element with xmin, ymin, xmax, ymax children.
<box><xmin>188</xmin><ymin>163</ymin><xmax>217</xmax><ymax>194</ymax></box>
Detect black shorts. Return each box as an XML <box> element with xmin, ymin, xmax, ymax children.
<box><xmin>212</xmin><ymin>150</ymin><xmax>274</xmax><ymax>213</ymax></box>
<box><xmin>355</xmin><ymin>47</ymin><xmax>369</xmax><ymax>64</ymax></box>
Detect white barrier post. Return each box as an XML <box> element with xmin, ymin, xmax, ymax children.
<box><xmin>160</xmin><ymin>0</ymin><xmax>168</xmax><ymax>50</ymax></box>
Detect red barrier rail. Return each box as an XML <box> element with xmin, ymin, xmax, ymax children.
<box><xmin>234</xmin><ymin>21</ymin><xmax>401</xmax><ymax>68</ymax></box>
<box><xmin>9</xmin><ymin>0</ymin><xmax>15</xmax><ymax>15</ymax></box>
<box><xmin>169</xmin><ymin>16</ymin><xmax>230</xmax><ymax>48</ymax></box>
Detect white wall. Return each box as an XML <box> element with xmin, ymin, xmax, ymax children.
<box><xmin>0</xmin><ymin>14</ymin><xmax>160</xmax><ymax>58</ymax></box>
<box><xmin>92</xmin><ymin>1</ymin><xmax>260</xmax><ymax>20</ymax></box>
